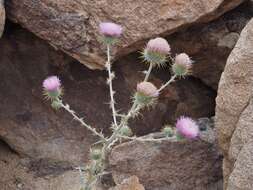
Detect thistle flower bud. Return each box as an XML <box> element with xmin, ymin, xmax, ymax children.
<box><xmin>143</xmin><ymin>37</ymin><xmax>171</xmax><ymax>66</ymax></box>
<box><xmin>90</xmin><ymin>148</ymin><xmax>102</xmax><ymax>161</ymax></box>
<box><xmin>43</xmin><ymin>76</ymin><xmax>62</xmax><ymax>100</ymax></box>
<box><xmin>137</xmin><ymin>82</ymin><xmax>158</xmax><ymax>97</ymax></box>
<box><xmin>162</xmin><ymin>125</ymin><xmax>174</xmax><ymax>137</ymax></box>
<box><xmin>175</xmin><ymin>116</ymin><xmax>199</xmax><ymax>139</ymax></box>
<box><xmin>172</xmin><ymin>53</ymin><xmax>192</xmax><ymax>77</ymax></box>
<box><xmin>99</xmin><ymin>22</ymin><xmax>122</xmax><ymax>44</ymax></box>
<box><xmin>135</xmin><ymin>82</ymin><xmax>158</xmax><ymax>106</ymax></box>
<box><xmin>119</xmin><ymin>126</ymin><xmax>133</xmax><ymax>137</ymax></box>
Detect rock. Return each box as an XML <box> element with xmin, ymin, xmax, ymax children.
<box><xmin>215</xmin><ymin>18</ymin><xmax>253</xmax><ymax>190</ymax></box>
<box><xmin>109</xmin><ymin>176</ymin><xmax>145</xmax><ymax>190</ymax></box>
<box><xmin>217</xmin><ymin>32</ymin><xmax>240</xmax><ymax>49</ymax></box>
<box><xmin>0</xmin><ymin>140</ymin><xmax>82</xmax><ymax>190</ymax></box>
<box><xmin>5</xmin><ymin>0</ymin><xmax>244</xmax><ymax>69</ymax></box>
<box><xmin>0</xmin><ymin>23</ymin><xmax>93</xmax><ymax>165</ymax></box>
<box><xmin>0</xmin><ymin>22</ymin><xmax>216</xmax><ymax>165</ymax></box>
<box><xmin>0</xmin><ymin>0</ymin><xmax>5</xmax><ymax>37</ymax></box>
<box><xmin>166</xmin><ymin>2</ymin><xmax>253</xmax><ymax>89</ymax></box>
<box><xmin>109</xmin><ymin>118</ymin><xmax>222</xmax><ymax>190</ymax></box>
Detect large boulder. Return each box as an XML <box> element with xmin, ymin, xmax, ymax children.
<box><xmin>0</xmin><ymin>23</ymin><xmax>215</xmax><ymax>165</ymax></box>
<box><xmin>167</xmin><ymin>2</ymin><xmax>252</xmax><ymax>89</ymax></box>
<box><xmin>109</xmin><ymin>176</ymin><xmax>145</xmax><ymax>190</ymax></box>
<box><xmin>0</xmin><ymin>24</ymin><xmax>93</xmax><ymax>165</ymax></box>
<box><xmin>215</xmin><ymin>18</ymin><xmax>253</xmax><ymax>190</ymax></box>
<box><xmin>0</xmin><ymin>141</ymin><xmax>82</xmax><ymax>190</ymax></box>
<box><xmin>109</xmin><ymin>120</ymin><xmax>223</xmax><ymax>190</ymax></box>
<box><xmin>6</xmin><ymin>0</ymin><xmax>244</xmax><ymax>69</ymax></box>
<box><xmin>0</xmin><ymin>0</ymin><xmax>5</xmax><ymax>37</ymax></box>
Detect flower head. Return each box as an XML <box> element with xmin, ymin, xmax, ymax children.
<box><xmin>176</xmin><ymin>116</ymin><xmax>199</xmax><ymax>139</ymax></box>
<box><xmin>137</xmin><ymin>82</ymin><xmax>158</xmax><ymax>98</ymax></box>
<box><xmin>43</xmin><ymin>76</ymin><xmax>62</xmax><ymax>100</ymax></box>
<box><xmin>135</xmin><ymin>82</ymin><xmax>158</xmax><ymax>106</ymax></box>
<box><xmin>172</xmin><ymin>53</ymin><xmax>192</xmax><ymax>77</ymax></box>
<box><xmin>143</xmin><ymin>37</ymin><xmax>171</xmax><ymax>66</ymax></box>
<box><xmin>43</xmin><ymin>76</ymin><xmax>61</xmax><ymax>92</ymax></box>
<box><xmin>146</xmin><ymin>38</ymin><xmax>171</xmax><ymax>54</ymax></box>
<box><xmin>99</xmin><ymin>22</ymin><xmax>122</xmax><ymax>44</ymax></box>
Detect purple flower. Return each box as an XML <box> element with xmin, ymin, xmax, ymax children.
<box><xmin>146</xmin><ymin>37</ymin><xmax>171</xmax><ymax>55</ymax></box>
<box><xmin>43</xmin><ymin>76</ymin><xmax>61</xmax><ymax>92</ymax></box>
<box><xmin>172</xmin><ymin>53</ymin><xmax>193</xmax><ymax>76</ymax></box>
<box><xmin>137</xmin><ymin>81</ymin><xmax>158</xmax><ymax>97</ymax></box>
<box><xmin>176</xmin><ymin>116</ymin><xmax>199</xmax><ymax>139</ymax></box>
<box><xmin>143</xmin><ymin>37</ymin><xmax>170</xmax><ymax>66</ymax></box>
<box><xmin>99</xmin><ymin>22</ymin><xmax>122</xmax><ymax>38</ymax></box>
<box><xmin>175</xmin><ymin>53</ymin><xmax>192</xmax><ymax>67</ymax></box>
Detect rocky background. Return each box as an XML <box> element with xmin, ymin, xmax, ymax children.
<box><xmin>0</xmin><ymin>0</ymin><xmax>252</xmax><ymax>190</ymax></box>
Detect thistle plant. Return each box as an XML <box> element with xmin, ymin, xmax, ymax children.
<box><xmin>42</xmin><ymin>22</ymin><xmax>199</xmax><ymax>190</ymax></box>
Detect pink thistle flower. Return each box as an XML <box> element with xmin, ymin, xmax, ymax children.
<box><xmin>172</xmin><ymin>53</ymin><xmax>193</xmax><ymax>76</ymax></box>
<box><xmin>137</xmin><ymin>81</ymin><xmax>158</xmax><ymax>98</ymax></box>
<box><xmin>175</xmin><ymin>53</ymin><xmax>192</xmax><ymax>67</ymax></box>
<box><xmin>146</xmin><ymin>37</ymin><xmax>171</xmax><ymax>55</ymax></box>
<box><xmin>143</xmin><ymin>37</ymin><xmax>170</xmax><ymax>66</ymax></box>
<box><xmin>176</xmin><ymin>116</ymin><xmax>199</xmax><ymax>139</ymax></box>
<box><xmin>43</xmin><ymin>76</ymin><xmax>61</xmax><ymax>92</ymax></box>
<box><xmin>99</xmin><ymin>22</ymin><xmax>122</xmax><ymax>38</ymax></box>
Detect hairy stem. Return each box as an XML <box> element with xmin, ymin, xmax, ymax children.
<box><xmin>158</xmin><ymin>75</ymin><xmax>177</xmax><ymax>92</ymax></box>
<box><xmin>105</xmin><ymin>100</ymin><xmax>139</xmax><ymax>149</ymax></box>
<box><xmin>59</xmin><ymin>101</ymin><xmax>105</xmax><ymax>140</ymax></box>
<box><xmin>77</xmin><ymin>166</ymin><xmax>86</xmax><ymax>189</ymax></box>
<box><xmin>106</xmin><ymin>45</ymin><xmax>118</xmax><ymax>127</ymax></box>
<box><xmin>118</xmin><ymin>135</ymin><xmax>177</xmax><ymax>142</ymax></box>
<box><xmin>106</xmin><ymin>61</ymin><xmax>154</xmax><ymax>148</ymax></box>
<box><xmin>144</xmin><ymin>63</ymin><xmax>153</xmax><ymax>82</ymax></box>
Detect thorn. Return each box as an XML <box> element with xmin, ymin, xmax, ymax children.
<box><xmin>142</xmin><ymin>70</ymin><xmax>148</xmax><ymax>74</ymax></box>
<box><xmin>111</xmin><ymin>72</ymin><xmax>115</xmax><ymax>79</ymax></box>
<box><xmin>105</xmin><ymin>62</ymin><xmax>110</xmax><ymax>69</ymax></box>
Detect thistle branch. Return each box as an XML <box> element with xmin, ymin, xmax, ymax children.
<box><xmin>59</xmin><ymin>101</ymin><xmax>105</xmax><ymax>140</ymax></box>
<box><xmin>106</xmin><ymin>100</ymin><xmax>139</xmax><ymax>149</ymax></box>
<box><xmin>106</xmin><ymin>45</ymin><xmax>118</xmax><ymax>127</ymax></box>
<box><xmin>158</xmin><ymin>75</ymin><xmax>177</xmax><ymax>92</ymax></box>
<box><xmin>118</xmin><ymin>135</ymin><xmax>177</xmax><ymax>142</ymax></box>
<box><xmin>144</xmin><ymin>63</ymin><xmax>153</xmax><ymax>82</ymax></box>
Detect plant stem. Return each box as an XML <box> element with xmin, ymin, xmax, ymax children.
<box><xmin>106</xmin><ymin>60</ymin><xmax>155</xmax><ymax>147</ymax></box>
<box><xmin>106</xmin><ymin>45</ymin><xmax>118</xmax><ymax>127</ymax></box>
<box><xmin>118</xmin><ymin>135</ymin><xmax>177</xmax><ymax>142</ymax></box>
<box><xmin>144</xmin><ymin>63</ymin><xmax>153</xmax><ymax>82</ymax></box>
<box><xmin>77</xmin><ymin>166</ymin><xmax>86</xmax><ymax>188</ymax></box>
<box><xmin>59</xmin><ymin>101</ymin><xmax>105</xmax><ymax>140</ymax></box>
<box><xmin>158</xmin><ymin>75</ymin><xmax>177</xmax><ymax>92</ymax></box>
<box><xmin>105</xmin><ymin>100</ymin><xmax>139</xmax><ymax>148</ymax></box>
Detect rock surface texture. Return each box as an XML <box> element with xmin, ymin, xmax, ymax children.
<box><xmin>0</xmin><ymin>0</ymin><xmax>5</xmax><ymax>37</ymax></box>
<box><xmin>6</xmin><ymin>0</ymin><xmax>244</xmax><ymax>69</ymax></box>
<box><xmin>0</xmin><ymin>141</ymin><xmax>82</xmax><ymax>190</ymax></box>
<box><xmin>168</xmin><ymin>2</ymin><xmax>252</xmax><ymax>89</ymax></box>
<box><xmin>216</xmin><ymin>18</ymin><xmax>253</xmax><ymax>190</ymax></box>
<box><xmin>109</xmin><ymin>176</ymin><xmax>145</xmax><ymax>190</ymax></box>
<box><xmin>110</xmin><ymin>121</ymin><xmax>223</xmax><ymax>190</ymax></box>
